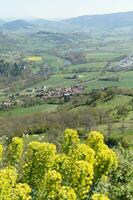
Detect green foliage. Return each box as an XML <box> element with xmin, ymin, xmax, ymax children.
<box><xmin>108</xmin><ymin>146</ymin><xmax>133</xmax><ymax>200</ymax></box>
<box><xmin>117</xmin><ymin>105</ymin><xmax>129</xmax><ymax>117</ymax></box>
<box><xmin>0</xmin><ymin>144</ymin><xmax>3</xmax><ymax>161</ymax></box>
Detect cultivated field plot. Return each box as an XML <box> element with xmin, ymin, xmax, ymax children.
<box><xmin>0</xmin><ymin>104</ymin><xmax>58</xmax><ymax>118</ymax></box>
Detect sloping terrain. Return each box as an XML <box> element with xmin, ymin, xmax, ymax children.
<box><xmin>2</xmin><ymin>20</ymin><xmax>34</xmax><ymax>30</ymax></box>
<box><xmin>1</xmin><ymin>11</ymin><xmax>133</xmax><ymax>32</ymax></box>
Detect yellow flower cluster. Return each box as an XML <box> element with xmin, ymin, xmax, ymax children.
<box><xmin>72</xmin><ymin>160</ymin><xmax>94</xmax><ymax>199</ymax></box>
<box><xmin>94</xmin><ymin>144</ymin><xmax>118</xmax><ymax>177</ymax></box>
<box><xmin>7</xmin><ymin>137</ymin><xmax>24</xmax><ymax>165</ymax></box>
<box><xmin>0</xmin><ymin>167</ymin><xmax>17</xmax><ymax>199</ymax></box>
<box><xmin>55</xmin><ymin>153</ymin><xmax>73</xmax><ymax>183</ymax></box>
<box><xmin>13</xmin><ymin>183</ymin><xmax>31</xmax><ymax>200</ymax></box>
<box><xmin>58</xmin><ymin>186</ymin><xmax>76</xmax><ymax>200</ymax></box>
<box><xmin>0</xmin><ymin>167</ymin><xmax>31</xmax><ymax>200</ymax></box>
<box><xmin>0</xmin><ymin>144</ymin><xmax>3</xmax><ymax>161</ymax></box>
<box><xmin>62</xmin><ymin>129</ymin><xmax>80</xmax><ymax>154</ymax></box>
<box><xmin>87</xmin><ymin>131</ymin><xmax>104</xmax><ymax>150</ymax></box>
<box><xmin>70</xmin><ymin>143</ymin><xmax>95</xmax><ymax>164</ymax></box>
<box><xmin>37</xmin><ymin>170</ymin><xmax>62</xmax><ymax>199</ymax></box>
<box><xmin>37</xmin><ymin>170</ymin><xmax>77</xmax><ymax>200</ymax></box>
<box><xmin>92</xmin><ymin>193</ymin><xmax>110</xmax><ymax>200</ymax></box>
<box><xmin>22</xmin><ymin>141</ymin><xmax>56</xmax><ymax>189</ymax></box>
<box><xmin>87</xmin><ymin>131</ymin><xmax>118</xmax><ymax>179</ymax></box>
<box><xmin>55</xmin><ymin>154</ymin><xmax>94</xmax><ymax>199</ymax></box>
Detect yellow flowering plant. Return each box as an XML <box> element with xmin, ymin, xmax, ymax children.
<box><xmin>22</xmin><ymin>141</ymin><xmax>56</xmax><ymax>191</ymax></box>
<box><xmin>0</xmin><ymin>166</ymin><xmax>31</xmax><ymax>200</ymax></box>
<box><xmin>0</xmin><ymin>130</ymin><xmax>117</xmax><ymax>200</ymax></box>
<box><xmin>87</xmin><ymin>131</ymin><xmax>118</xmax><ymax>179</ymax></box>
<box><xmin>7</xmin><ymin>137</ymin><xmax>24</xmax><ymax>166</ymax></box>
<box><xmin>92</xmin><ymin>193</ymin><xmax>110</xmax><ymax>200</ymax></box>
<box><xmin>57</xmin><ymin>186</ymin><xmax>77</xmax><ymax>200</ymax></box>
<box><xmin>62</xmin><ymin>129</ymin><xmax>80</xmax><ymax>154</ymax></box>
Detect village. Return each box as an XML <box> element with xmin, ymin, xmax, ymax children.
<box><xmin>35</xmin><ymin>85</ymin><xmax>84</xmax><ymax>99</ymax></box>
<box><xmin>0</xmin><ymin>84</ymin><xmax>85</xmax><ymax>111</ymax></box>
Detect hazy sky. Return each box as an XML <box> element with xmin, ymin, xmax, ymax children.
<box><xmin>0</xmin><ymin>0</ymin><xmax>133</xmax><ymax>19</ymax></box>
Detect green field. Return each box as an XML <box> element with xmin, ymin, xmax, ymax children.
<box><xmin>36</xmin><ymin>74</ymin><xmax>77</xmax><ymax>88</ymax></box>
<box><xmin>0</xmin><ymin>104</ymin><xmax>58</xmax><ymax>118</ymax></box>
<box><xmin>84</xmin><ymin>71</ymin><xmax>133</xmax><ymax>91</ymax></box>
<box><xmin>86</xmin><ymin>52</ymin><xmax>125</xmax><ymax>62</ymax></box>
<box><xmin>42</xmin><ymin>54</ymin><xmax>64</xmax><ymax>68</ymax></box>
<box><xmin>64</xmin><ymin>62</ymin><xmax>107</xmax><ymax>73</ymax></box>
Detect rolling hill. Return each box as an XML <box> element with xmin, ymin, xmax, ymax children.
<box><xmin>31</xmin><ymin>11</ymin><xmax>133</xmax><ymax>32</ymax></box>
<box><xmin>2</xmin><ymin>20</ymin><xmax>34</xmax><ymax>30</ymax></box>
<box><xmin>1</xmin><ymin>11</ymin><xmax>133</xmax><ymax>32</ymax></box>
<box><xmin>32</xmin><ymin>19</ymin><xmax>54</xmax><ymax>26</ymax></box>
<box><xmin>60</xmin><ymin>11</ymin><xmax>133</xmax><ymax>30</ymax></box>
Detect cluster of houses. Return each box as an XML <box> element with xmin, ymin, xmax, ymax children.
<box><xmin>0</xmin><ymin>85</ymin><xmax>85</xmax><ymax>110</ymax></box>
<box><xmin>28</xmin><ymin>85</ymin><xmax>85</xmax><ymax>100</ymax></box>
<box><xmin>44</xmin><ymin>85</ymin><xmax>84</xmax><ymax>100</ymax></box>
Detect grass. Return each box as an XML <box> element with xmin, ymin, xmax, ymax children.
<box><xmin>96</xmin><ymin>95</ymin><xmax>132</xmax><ymax>110</ymax></box>
<box><xmin>86</xmin><ymin>52</ymin><xmax>124</xmax><ymax>62</ymax></box>
<box><xmin>79</xmin><ymin>72</ymin><xmax>100</xmax><ymax>81</ymax></box>
<box><xmin>42</xmin><ymin>54</ymin><xmax>64</xmax><ymax>68</ymax></box>
<box><xmin>85</xmin><ymin>71</ymin><xmax>133</xmax><ymax>91</ymax></box>
<box><xmin>35</xmin><ymin>71</ymin><xmax>100</xmax><ymax>89</ymax></box>
<box><xmin>64</xmin><ymin>62</ymin><xmax>107</xmax><ymax>73</ymax></box>
<box><xmin>35</xmin><ymin>74</ymin><xmax>78</xmax><ymax>88</ymax></box>
<box><xmin>0</xmin><ymin>104</ymin><xmax>58</xmax><ymax>118</ymax></box>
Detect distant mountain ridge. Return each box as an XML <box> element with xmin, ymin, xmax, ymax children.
<box><xmin>32</xmin><ymin>11</ymin><xmax>133</xmax><ymax>31</ymax></box>
<box><xmin>1</xmin><ymin>11</ymin><xmax>133</xmax><ymax>31</ymax></box>
<box><xmin>61</xmin><ymin>11</ymin><xmax>133</xmax><ymax>28</ymax></box>
<box><xmin>2</xmin><ymin>20</ymin><xmax>34</xmax><ymax>30</ymax></box>
<box><xmin>32</xmin><ymin>19</ymin><xmax>55</xmax><ymax>26</ymax></box>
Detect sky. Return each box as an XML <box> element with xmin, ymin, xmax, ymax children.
<box><xmin>0</xmin><ymin>0</ymin><xmax>133</xmax><ymax>20</ymax></box>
